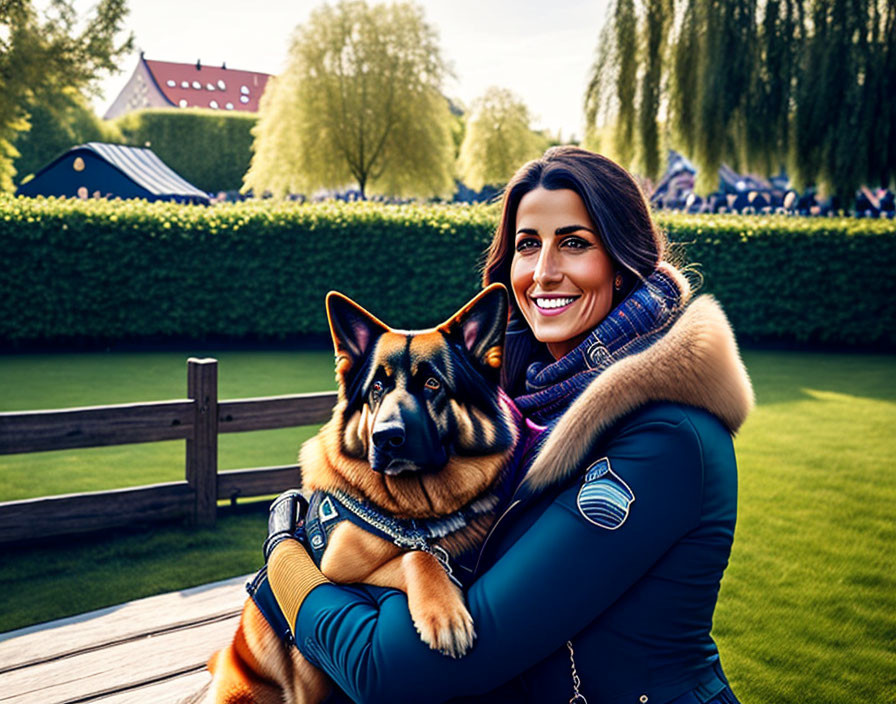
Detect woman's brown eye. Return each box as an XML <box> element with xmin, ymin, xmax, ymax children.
<box><xmin>424</xmin><ymin>377</ymin><xmax>441</xmax><ymax>391</ymax></box>
<box><xmin>561</xmin><ymin>236</ymin><xmax>590</xmax><ymax>249</ymax></box>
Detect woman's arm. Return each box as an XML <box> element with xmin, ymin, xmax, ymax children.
<box><xmin>280</xmin><ymin>406</ymin><xmax>708</xmax><ymax>704</ymax></box>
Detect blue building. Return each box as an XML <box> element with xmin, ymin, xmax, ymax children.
<box><xmin>16</xmin><ymin>142</ymin><xmax>210</xmax><ymax>205</ymax></box>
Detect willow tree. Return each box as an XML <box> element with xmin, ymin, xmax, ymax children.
<box><xmin>613</xmin><ymin>0</ymin><xmax>639</xmax><ymax>169</ymax></box>
<box><xmin>584</xmin><ymin>0</ymin><xmax>671</xmax><ymax>181</ymax></box>
<box><xmin>684</xmin><ymin>0</ymin><xmax>759</xmax><ymax>192</ymax></box>
<box><xmin>743</xmin><ymin>0</ymin><xmax>797</xmax><ymax>177</ymax></box>
<box><xmin>583</xmin><ymin>15</ymin><xmax>620</xmax><ymax>161</ymax></box>
<box><xmin>456</xmin><ymin>87</ymin><xmax>547</xmax><ymax>191</ymax></box>
<box><xmin>638</xmin><ymin>0</ymin><xmax>673</xmax><ymax>180</ymax></box>
<box><xmin>243</xmin><ymin>0</ymin><xmax>455</xmax><ymax>199</ymax></box>
<box><xmin>791</xmin><ymin>0</ymin><xmax>895</xmax><ymax>199</ymax></box>
<box><xmin>0</xmin><ymin>0</ymin><xmax>131</xmax><ymax>191</ymax></box>
<box><xmin>586</xmin><ymin>0</ymin><xmax>896</xmax><ymax>202</ymax></box>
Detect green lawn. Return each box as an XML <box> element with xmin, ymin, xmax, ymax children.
<box><xmin>0</xmin><ymin>349</ymin><xmax>336</xmax><ymax>499</ymax></box>
<box><xmin>714</xmin><ymin>351</ymin><xmax>896</xmax><ymax>702</ymax></box>
<box><xmin>1</xmin><ymin>348</ymin><xmax>894</xmax><ymax>703</ymax></box>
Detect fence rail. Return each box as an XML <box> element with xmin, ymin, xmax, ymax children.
<box><xmin>0</xmin><ymin>400</ymin><xmax>195</xmax><ymax>454</ymax></box>
<box><xmin>0</xmin><ymin>358</ymin><xmax>337</xmax><ymax>545</ymax></box>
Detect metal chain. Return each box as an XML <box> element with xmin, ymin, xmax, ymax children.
<box><xmin>333</xmin><ymin>490</ymin><xmax>421</xmax><ymax>544</ymax></box>
<box><xmin>566</xmin><ymin>640</ymin><xmax>588</xmax><ymax>704</ymax></box>
<box><xmin>332</xmin><ymin>490</ymin><xmax>462</xmax><ymax>587</ymax></box>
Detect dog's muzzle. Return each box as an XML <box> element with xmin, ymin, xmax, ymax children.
<box><xmin>370</xmin><ymin>413</ymin><xmax>447</xmax><ymax>475</ymax></box>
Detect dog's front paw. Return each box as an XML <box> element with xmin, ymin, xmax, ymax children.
<box><xmin>410</xmin><ymin>583</ymin><xmax>476</xmax><ymax>658</ymax></box>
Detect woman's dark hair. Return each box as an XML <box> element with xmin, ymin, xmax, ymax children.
<box><xmin>482</xmin><ymin>145</ymin><xmax>668</xmax><ymax>393</ymax></box>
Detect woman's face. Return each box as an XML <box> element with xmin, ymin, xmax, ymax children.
<box><xmin>510</xmin><ymin>187</ymin><xmax>615</xmax><ymax>359</ymax></box>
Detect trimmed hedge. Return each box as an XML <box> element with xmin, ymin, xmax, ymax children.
<box><xmin>0</xmin><ymin>197</ymin><xmax>494</xmax><ymax>344</ymax></box>
<box><xmin>660</xmin><ymin>213</ymin><xmax>896</xmax><ymax>346</ymax></box>
<box><xmin>1</xmin><ymin>196</ymin><xmax>894</xmax><ymax>347</ymax></box>
<box><xmin>114</xmin><ymin>109</ymin><xmax>257</xmax><ymax>194</ymax></box>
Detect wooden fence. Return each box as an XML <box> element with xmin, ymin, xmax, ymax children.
<box><xmin>0</xmin><ymin>358</ymin><xmax>338</xmax><ymax>545</ymax></box>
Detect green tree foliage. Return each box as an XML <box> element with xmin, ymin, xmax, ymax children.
<box><xmin>116</xmin><ymin>109</ymin><xmax>256</xmax><ymax>193</ymax></box>
<box><xmin>586</xmin><ymin>0</ymin><xmax>896</xmax><ymax>202</ymax></box>
<box><xmin>613</xmin><ymin>0</ymin><xmax>638</xmax><ymax>168</ymax></box>
<box><xmin>638</xmin><ymin>0</ymin><xmax>673</xmax><ymax>180</ymax></box>
<box><xmin>790</xmin><ymin>0</ymin><xmax>895</xmax><ymax>199</ymax></box>
<box><xmin>243</xmin><ymin>0</ymin><xmax>455</xmax><ymax>199</ymax></box>
<box><xmin>456</xmin><ymin>87</ymin><xmax>547</xmax><ymax>191</ymax></box>
<box><xmin>12</xmin><ymin>88</ymin><xmax>120</xmax><ymax>182</ymax></box>
<box><xmin>0</xmin><ymin>0</ymin><xmax>132</xmax><ymax>191</ymax></box>
<box><xmin>584</xmin><ymin>0</ymin><xmax>672</xmax><ymax>180</ymax></box>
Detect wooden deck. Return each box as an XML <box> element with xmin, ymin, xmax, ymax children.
<box><xmin>0</xmin><ymin>574</ymin><xmax>252</xmax><ymax>703</ymax></box>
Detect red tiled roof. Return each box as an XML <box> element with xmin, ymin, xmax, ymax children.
<box><xmin>144</xmin><ymin>58</ymin><xmax>271</xmax><ymax>113</ymax></box>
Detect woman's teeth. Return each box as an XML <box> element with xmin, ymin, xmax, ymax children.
<box><xmin>534</xmin><ymin>297</ymin><xmax>576</xmax><ymax>310</ymax></box>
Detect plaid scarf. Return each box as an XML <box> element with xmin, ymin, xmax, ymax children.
<box><xmin>513</xmin><ymin>265</ymin><xmax>688</xmax><ymax>426</ymax></box>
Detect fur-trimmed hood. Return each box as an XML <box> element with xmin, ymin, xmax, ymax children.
<box><xmin>520</xmin><ymin>294</ymin><xmax>755</xmax><ymax>493</ymax></box>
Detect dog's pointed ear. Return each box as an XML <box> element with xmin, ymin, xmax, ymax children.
<box><xmin>326</xmin><ymin>292</ymin><xmax>390</xmax><ymax>379</ymax></box>
<box><xmin>439</xmin><ymin>284</ymin><xmax>508</xmax><ymax>379</ymax></box>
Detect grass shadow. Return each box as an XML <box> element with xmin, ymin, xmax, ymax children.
<box><xmin>742</xmin><ymin>349</ymin><xmax>896</xmax><ymax>405</ymax></box>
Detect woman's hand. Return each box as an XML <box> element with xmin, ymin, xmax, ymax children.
<box><xmin>263</xmin><ymin>489</ymin><xmax>309</xmax><ymax>561</ymax></box>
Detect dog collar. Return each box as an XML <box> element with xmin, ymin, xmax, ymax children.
<box><xmin>304</xmin><ymin>489</ymin><xmax>503</xmax><ymax>588</ymax></box>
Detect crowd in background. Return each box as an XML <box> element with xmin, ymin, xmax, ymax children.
<box><xmin>650</xmin><ymin>151</ymin><xmax>896</xmax><ymax>218</ymax></box>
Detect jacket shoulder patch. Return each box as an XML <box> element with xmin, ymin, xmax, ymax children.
<box><xmin>576</xmin><ymin>457</ymin><xmax>635</xmax><ymax>530</ymax></box>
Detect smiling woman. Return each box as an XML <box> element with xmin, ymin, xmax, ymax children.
<box><xmin>486</xmin><ymin>146</ymin><xmax>668</xmax><ymax>394</ymax></box>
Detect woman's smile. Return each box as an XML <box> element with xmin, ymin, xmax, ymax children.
<box><xmin>531</xmin><ymin>294</ymin><xmax>580</xmax><ymax>314</ymax></box>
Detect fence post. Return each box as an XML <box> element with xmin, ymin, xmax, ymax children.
<box><xmin>187</xmin><ymin>358</ymin><xmax>218</xmax><ymax>526</ymax></box>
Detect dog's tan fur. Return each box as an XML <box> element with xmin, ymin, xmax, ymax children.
<box><xmin>197</xmin><ymin>286</ymin><xmax>516</xmax><ymax>704</ymax></box>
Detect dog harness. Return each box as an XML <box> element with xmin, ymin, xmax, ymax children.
<box><xmin>305</xmin><ymin>489</ymin><xmax>503</xmax><ymax>588</ymax></box>
<box><xmin>246</xmin><ymin>490</ymin><xmax>500</xmax><ymax>643</ymax></box>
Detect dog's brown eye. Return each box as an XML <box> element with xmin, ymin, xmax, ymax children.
<box><xmin>371</xmin><ymin>380</ymin><xmax>384</xmax><ymax>400</ymax></box>
<box><xmin>424</xmin><ymin>377</ymin><xmax>440</xmax><ymax>391</ymax></box>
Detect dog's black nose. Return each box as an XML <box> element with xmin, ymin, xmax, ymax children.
<box><xmin>373</xmin><ymin>423</ymin><xmax>405</xmax><ymax>450</ymax></box>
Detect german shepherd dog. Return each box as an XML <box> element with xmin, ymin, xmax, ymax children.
<box><xmin>199</xmin><ymin>284</ymin><xmax>521</xmax><ymax>704</ymax></box>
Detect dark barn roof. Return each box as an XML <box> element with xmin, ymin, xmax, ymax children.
<box><xmin>16</xmin><ymin>142</ymin><xmax>210</xmax><ymax>204</ymax></box>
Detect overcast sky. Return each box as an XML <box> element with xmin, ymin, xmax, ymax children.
<box><xmin>89</xmin><ymin>0</ymin><xmax>611</xmax><ymax>141</ymax></box>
